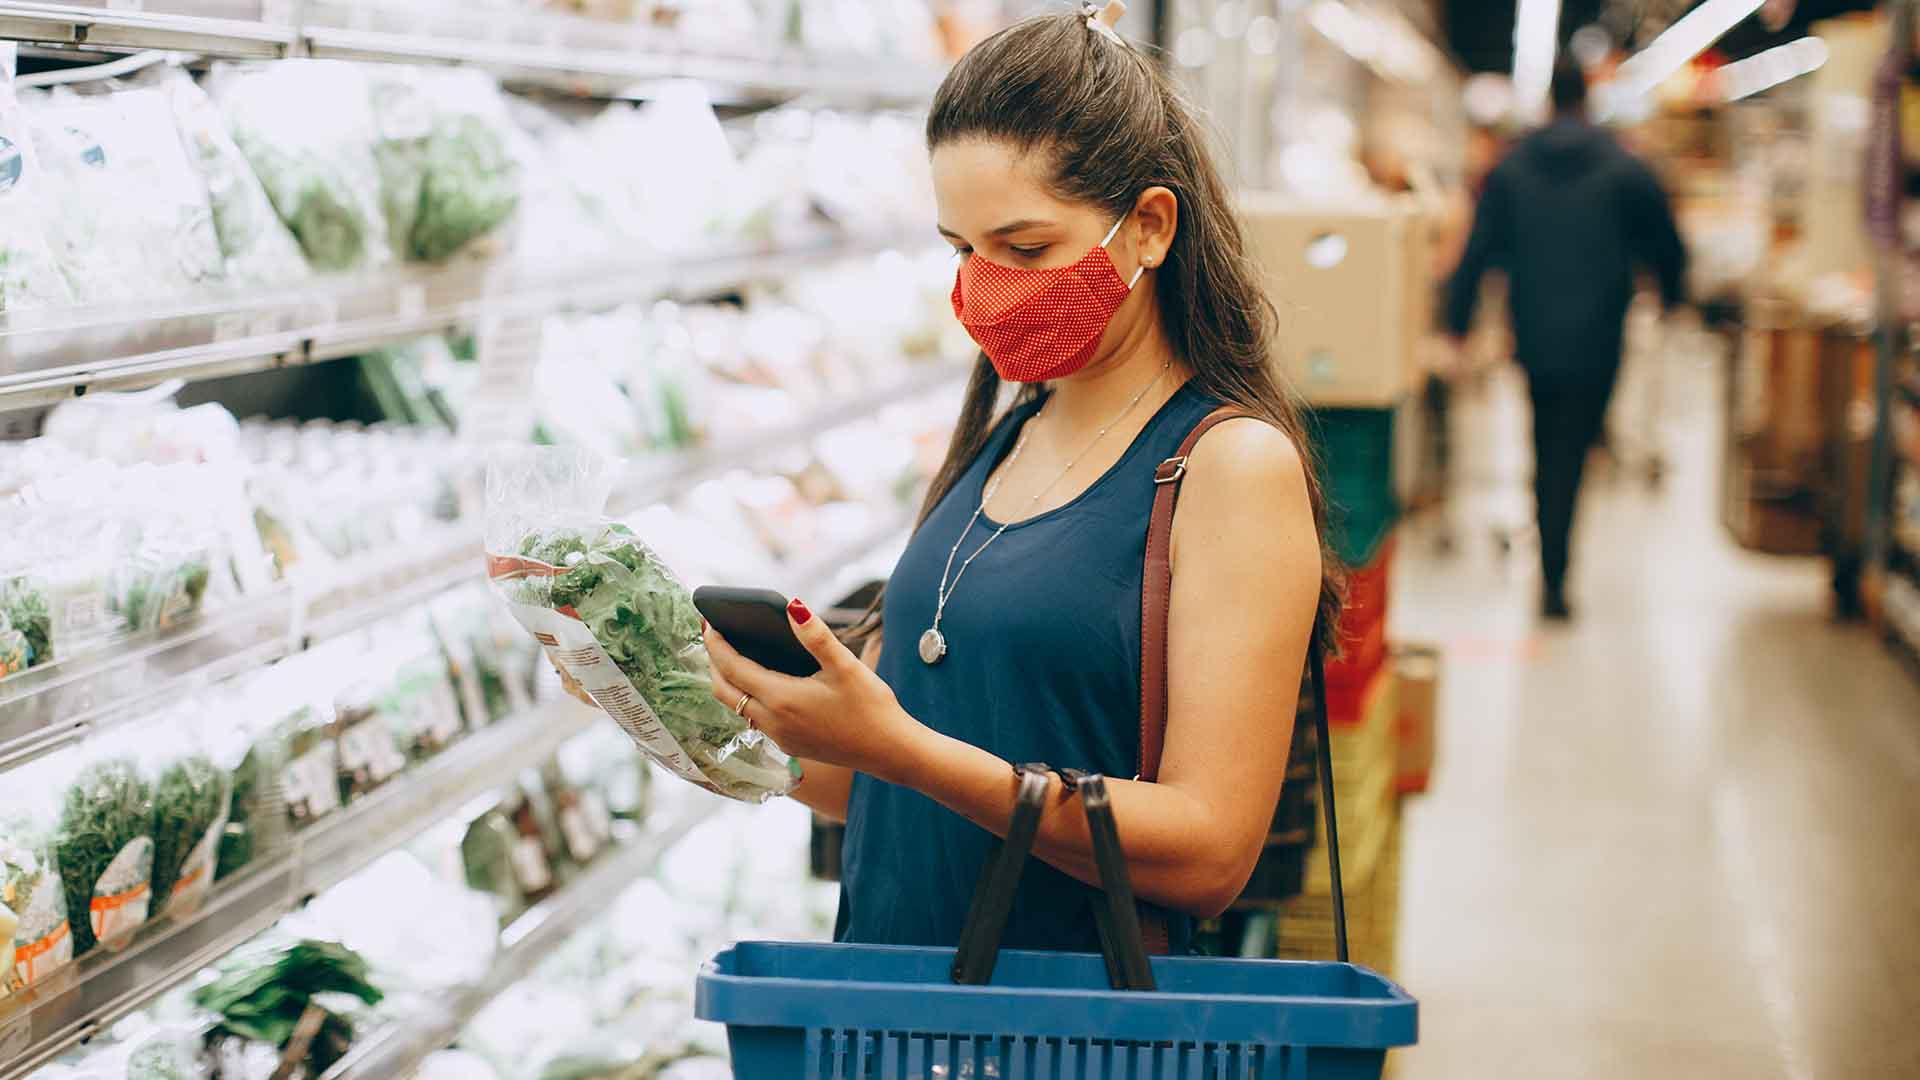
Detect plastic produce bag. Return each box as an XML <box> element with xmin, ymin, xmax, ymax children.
<box><xmin>27</xmin><ymin>86</ymin><xmax>226</xmax><ymax>305</ymax></box>
<box><xmin>484</xmin><ymin>447</ymin><xmax>794</xmax><ymax>802</ymax></box>
<box><xmin>0</xmin><ymin>761</ymin><xmax>76</xmax><ymax>999</ymax></box>
<box><xmin>142</xmin><ymin>707</ymin><xmax>231</xmax><ymax>920</ymax></box>
<box><xmin>0</xmin><ymin>59</ymin><xmax>76</xmax><ymax>313</ymax></box>
<box><xmin>210</xmin><ymin>60</ymin><xmax>391</xmax><ymax>274</ymax></box>
<box><xmin>49</xmin><ymin>739</ymin><xmax>157</xmax><ymax>956</ymax></box>
<box><xmin>366</xmin><ymin>67</ymin><xmax>521</xmax><ymax>263</ymax></box>
<box><xmin>144</xmin><ymin>66</ymin><xmax>309</xmax><ymax>289</ymax></box>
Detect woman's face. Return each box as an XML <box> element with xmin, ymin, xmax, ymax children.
<box><xmin>931</xmin><ymin>138</ymin><xmax>1136</xmax><ymax>273</ymax></box>
<box><xmin>932</xmin><ymin>137</ymin><xmax>1170</xmax><ymax>374</ymax></box>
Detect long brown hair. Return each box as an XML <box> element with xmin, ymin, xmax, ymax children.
<box><xmin>864</xmin><ymin>10</ymin><xmax>1343</xmax><ymax>655</ymax></box>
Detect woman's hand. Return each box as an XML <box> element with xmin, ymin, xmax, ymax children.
<box><xmin>704</xmin><ymin>598</ymin><xmax>924</xmax><ymax>783</ymax></box>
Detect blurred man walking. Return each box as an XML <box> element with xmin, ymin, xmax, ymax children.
<box><xmin>1445</xmin><ymin>55</ymin><xmax>1687</xmax><ymax>621</ymax></box>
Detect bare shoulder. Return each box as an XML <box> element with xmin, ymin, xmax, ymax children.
<box><xmin>1181</xmin><ymin>415</ymin><xmax>1310</xmax><ymax>503</ymax></box>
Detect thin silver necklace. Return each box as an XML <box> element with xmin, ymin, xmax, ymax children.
<box><xmin>919</xmin><ymin>359</ymin><xmax>1173</xmax><ymax>666</ymax></box>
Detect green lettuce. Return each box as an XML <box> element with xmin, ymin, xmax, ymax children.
<box><xmin>511</xmin><ymin>523</ymin><xmax>791</xmax><ymax>801</ymax></box>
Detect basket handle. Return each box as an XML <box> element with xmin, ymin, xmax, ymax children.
<box><xmin>1309</xmin><ymin>643</ymin><xmax>1352</xmax><ymax>964</ymax></box>
<box><xmin>951</xmin><ymin>765</ymin><xmax>1156</xmax><ymax>990</ymax></box>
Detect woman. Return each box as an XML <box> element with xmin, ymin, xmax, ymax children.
<box><xmin>703</xmin><ymin>6</ymin><xmax>1339</xmax><ymax>955</ymax></box>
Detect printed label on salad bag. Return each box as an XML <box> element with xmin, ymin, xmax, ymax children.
<box><xmin>167</xmin><ymin>816</ymin><xmax>226</xmax><ymax>919</ymax></box>
<box><xmin>90</xmin><ymin>837</ymin><xmax>154</xmax><ymax>949</ymax></box>
<box><xmin>503</xmin><ymin>601</ymin><xmax>711</xmax><ymax>789</ymax></box>
<box><xmin>5</xmin><ymin>861</ymin><xmax>74</xmax><ymax>990</ymax></box>
<box><xmin>283</xmin><ymin>745</ymin><xmax>343</xmax><ymax>824</ymax></box>
<box><xmin>508</xmin><ymin>836</ymin><xmax>552</xmax><ymax>893</ymax></box>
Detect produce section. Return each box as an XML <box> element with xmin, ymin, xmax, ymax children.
<box><xmin>0</xmin><ymin>2</ymin><xmax>965</xmax><ymax>1073</ymax></box>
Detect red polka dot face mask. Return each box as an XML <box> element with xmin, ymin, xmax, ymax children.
<box><xmin>950</xmin><ymin>218</ymin><xmax>1145</xmax><ymax>383</ymax></box>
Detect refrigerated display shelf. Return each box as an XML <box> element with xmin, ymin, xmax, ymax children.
<box><xmin>0</xmin><ymin>529</ymin><xmax>479</xmax><ymax>773</ymax></box>
<box><xmin>0</xmin><ymin>698</ymin><xmax>599</xmax><ymax>1080</ymax></box>
<box><xmin>0</xmin><ymin>360</ymin><xmax>956</xmax><ymax>770</ymax></box>
<box><xmin>318</xmin><ymin>806</ymin><xmax>707</xmax><ymax>1080</ymax></box>
<box><xmin>0</xmin><ymin>1</ymin><xmax>938</xmax><ymax>103</ymax></box>
<box><xmin>0</xmin><ymin>235</ymin><xmax>935</xmax><ymax>408</ymax></box>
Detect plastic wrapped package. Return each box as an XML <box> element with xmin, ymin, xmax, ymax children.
<box><xmin>501</xmin><ymin>97</ymin><xmax>637</xmax><ymax>261</ymax></box>
<box><xmin>0</xmin><ymin>507</ymin><xmax>122</xmax><ymax>669</ymax></box>
<box><xmin>141</xmin><ymin>708</ymin><xmax>231</xmax><ymax>921</ymax></box>
<box><xmin>210</xmin><ymin>60</ymin><xmax>391</xmax><ymax>273</ymax></box>
<box><xmin>48</xmin><ymin>737</ymin><xmax>157</xmax><ymax>957</ymax></box>
<box><xmin>366</xmin><ymin>66</ymin><xmax>521</xmax><ymax>262</ymax></box>
<box><xmin>0</xmin><ymin>759</ymin><xmax>77</xmax><ymax>1001</ymax></box>
<box><xmin>372</xmin><ymin>614</ymin><xmax>468</xmax><ymax>762</ymax></box>
<box><xmin>328</xmin><ymin>648</ymin><xmax>410</xmax><ymax>807</ymax></box>
<box><xmin>199</xmin><ymin>683</ymin><xmax>282</xmax><ymax>883</ymax></box>
<box><xmin>0</xmin><ymin>64</ymin><xmax>77</xmax><ymax>313</ymax></box>
<box><xmin>143</xmin><ymin>66</ymin><xmax>309</xmax><ymax>289</ymax></box>
<box><xmin>461</xmin><ymin>796</ymin><xmax>555</xmax><ymax>921</ymax></box>
<box><xmin>586</xmin><ymin>86</ymin><xmax>744</xmax><ymax>253</ymax></box>
<box><xmin>27</xmin><ymin>86</ymin><xmax>227</xmax><ymax>305</ymax></box>
<box><xmin>484</xmin><ymin>447</ymin><xmax>795</xmax><ymax>803</ymax></box>
<box><xmin>243</xmin><ymin>660</ymin><xmax>344</xmax><ymax>830</ymax></box>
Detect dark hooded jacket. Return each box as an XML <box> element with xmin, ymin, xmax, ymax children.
<box><xmin>1445</xmin><ymin>116</ymin><xmax>1687</xmax><ymax>386</ymax></box>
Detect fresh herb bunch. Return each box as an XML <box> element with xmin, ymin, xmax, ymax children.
<box><xmin>149</xmin><ymin>755</ymin><xmax>228</xmax><ymax>914</ymax></box>
<box><xmin>216</xmin><ymin>742</ymin><xmax>266</xmax><ymax>881</ymax></box>
<box><xmin>0</xmin><ymin>576</ymin><xmax>51</xmax><ymax>667</ymax></box>
<box><xmin>1</xmin><ymin>816</ymin><xmax>68</xmax><ymax>960</ymax></box>
<box><xmin>195</xmin><ymin>939</ymin><xmax>383</xmax><ymax>1076</ymax></box>
<box><xmin>512</xmin><ymin>524</ymin><xmax>790</xmax><ymax>800</ymax></box>
<box><xmin>54</xmin><ymin>757</ymin><xmax>155</xmax><ymax>955</ymax></box>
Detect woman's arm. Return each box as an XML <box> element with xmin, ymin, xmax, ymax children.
<box><xmin>705</xmin><ymin>421</ymin><xmax>1318</xmax><ymax>917</ymax></box>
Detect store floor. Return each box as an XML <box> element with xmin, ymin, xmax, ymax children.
<box><xmin>1387</xmin><ymin>344</ymin><xmax>1920</xmax><ymax>1079</ymax></box>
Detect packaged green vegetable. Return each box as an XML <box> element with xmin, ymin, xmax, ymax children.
<box><xmin>0</xmin><ymin>612</ymin><xmax>28</xmax><ymax>678</ymax></box>
<box><xmin>209</xmin><ymin>60</ymin><xmax>391</xmax><ymax>274</ymax></box>
<box><xmin>374</xmin><ymin>616</ymin><xmax>467</xmax><ymax>762</ymax></box>
<box><xmin>484</xmin><ymin>448</ymin><xmax>794</xmax><ymax>803</ymax></box>
<box><xmin>0</xmin><ymin>799</ymin><xmax>76</xmax><ymax>999</ymax></box>
<box><xmin>52</xmin><ymin>749</ymin><xmax>156</xmax><ymax>956</ymax></box>
<box><xmin>144</xmin><ymin>709</ymin><xmax>231</xmax><ymax>919</ymax></box>
<box><xmin>367</xmin><ymin>68</ymin><xmax>521</xmax><ymax>263</ymax></box>
<box><xmin>195</xmin><ymin>938</ymin><xmax>383</xmax><ymax>1077</ymax></box>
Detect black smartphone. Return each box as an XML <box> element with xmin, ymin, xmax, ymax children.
<box><xmin>692</xmin><ymin>586</ymin><xmax>821</xmax><ymax>677</ymax></box>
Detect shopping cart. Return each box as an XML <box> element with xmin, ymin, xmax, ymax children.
<box><xmin>696</xmin><ymin>654</ymin><xmax>1419</xmax><ymax>1079</ymax></box>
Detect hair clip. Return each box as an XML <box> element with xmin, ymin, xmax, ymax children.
<box><xmin>1085</xmin><ymin>0</ymin><xmax>1128</xmax><ymax>45</ymax></box>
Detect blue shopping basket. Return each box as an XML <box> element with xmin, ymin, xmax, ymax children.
<box><xmin>697</xmin><ymin>651</ymin><xmax>1417</xmax><ymax>1079</ymax></box>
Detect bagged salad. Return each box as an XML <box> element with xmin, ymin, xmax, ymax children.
<box><xmin>0</xmin><ymin>763</ymin><xmax>76</xmax><ymax>1000</ymax></box>
<box><xmin>484</xmin><ymin>447</ymin><xmax>794</xmax><ymax>802</ymax></box>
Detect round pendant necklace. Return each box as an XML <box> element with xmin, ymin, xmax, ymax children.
<box><xmin>920</xmin><ymin>360</ymin><xmax>1172</xmax><ymax>666</ymax></box>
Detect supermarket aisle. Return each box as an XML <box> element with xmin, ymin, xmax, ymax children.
<box><xmin>1389</xmin><ymin>343</ymin><xmax>1920</xmax><ymax>1079</ymax></box>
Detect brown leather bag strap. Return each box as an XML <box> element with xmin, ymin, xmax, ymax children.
<box><xmin>1139</xmin><ymin>405</ymin><xmax>1257</xmax><ymax>783</ymax></box>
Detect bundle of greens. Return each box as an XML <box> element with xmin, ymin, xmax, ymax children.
<box><xmin>212</xmin><ymin>61</ymin><xmax>390</xmax><ymax>275</ymax></box>
<box><xmin>0</xmin><ymin>574</ymin><xmax>51</xmax><ymax>669</ymax></box>
<box><xmin>493</xmin><ymin>522</ymin><xmax>793</xmax><ymax>802</ymax></box>
<box><xmin>369</xmin><ymin>69</ymin><xmax>521</xmax><ymax>263</ymax></box>
<box><xmin>54</xmin><ymin>757</ymin><xmax>155</xmax><ymax>956</ymax></box>
<box><xmin>148</xmin><ymin>754</ymin><xmax>228</xmax><ymax>916</ymax></box>
<box><xmin>0</xmin><ymin>615</ymin><xmax>28</xmax><ymax>678</ymax></box>
<box><xmin>194</xmin><ymin>939</ymin><xmax>383</xmax><ymax>1077</ymax></box>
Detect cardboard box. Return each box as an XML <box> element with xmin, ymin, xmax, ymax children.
<box><xmin>1241</xmin><ymin>195</ymin><xmax>1429</xmax><ymax>407</ymax></box>
<box><xmin>1394</xmin><ymin>644</ymin><xmax>1439</xmax><ymax>795</ymax></box>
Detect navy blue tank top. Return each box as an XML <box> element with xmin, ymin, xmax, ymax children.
<box><xmin>837</xmin><ymin>379</ymin><xmax>1222</xmax><ymax>954</ymax></box>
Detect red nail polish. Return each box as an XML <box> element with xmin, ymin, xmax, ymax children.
<box><xmin>788</xmin><ymin>597</ymin><xmax>813</xmax><ymax>625</ymax></box>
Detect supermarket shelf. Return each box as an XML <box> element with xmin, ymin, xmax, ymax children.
<box><xmin>321</xmin><ymin>806</ymin><xmax>707</xmax><ymax>1080</ymax></box>
<box><xmin>0</xmin><ymin>2</ymin><xmax>293</xmax><ymax>58</ymax></box>
<box><xmin>0</xmin><ymin>235</ymin><xmax>935</xmax><ymax>409</ymax></box>
<box><xmin>0</xmin><ymin>699</ymin><xmax>597</xmax><ymax>1080</ymax></box>
<box><xmin>0</xmin><ymin>2</ymin><xmax>938</xmax><ymax>104</ymax></box>
<box><xmin>613</xmin><ymin>362</ymin><xmax>966</xmax><ymax>510</ymax></box>
<box><xmin>0</xmin><ymin>528</ymin><xmax>480</xmax><ymax>773</ymax></box>
<box><xmin>0</xmin><ymin>358</ymin><xmax>951</xmax><ymax>771</ymax></box>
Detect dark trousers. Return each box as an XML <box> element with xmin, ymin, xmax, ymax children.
<box><xmin>1528</xmin><ymin>375</ymin><xmax>1615</xmax><ymax>595</ymax></box>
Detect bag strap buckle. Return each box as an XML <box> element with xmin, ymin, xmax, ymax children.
<box><xmin>1153</xmin><ymin>456</ymin><xmax>1188</xmax><ymax>484</ymax></box>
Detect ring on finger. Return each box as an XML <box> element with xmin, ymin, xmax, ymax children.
<box><xmin>734</xmin><ymin>692</ymin><xmax>753</xmax><ymax>718</ymax></box>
